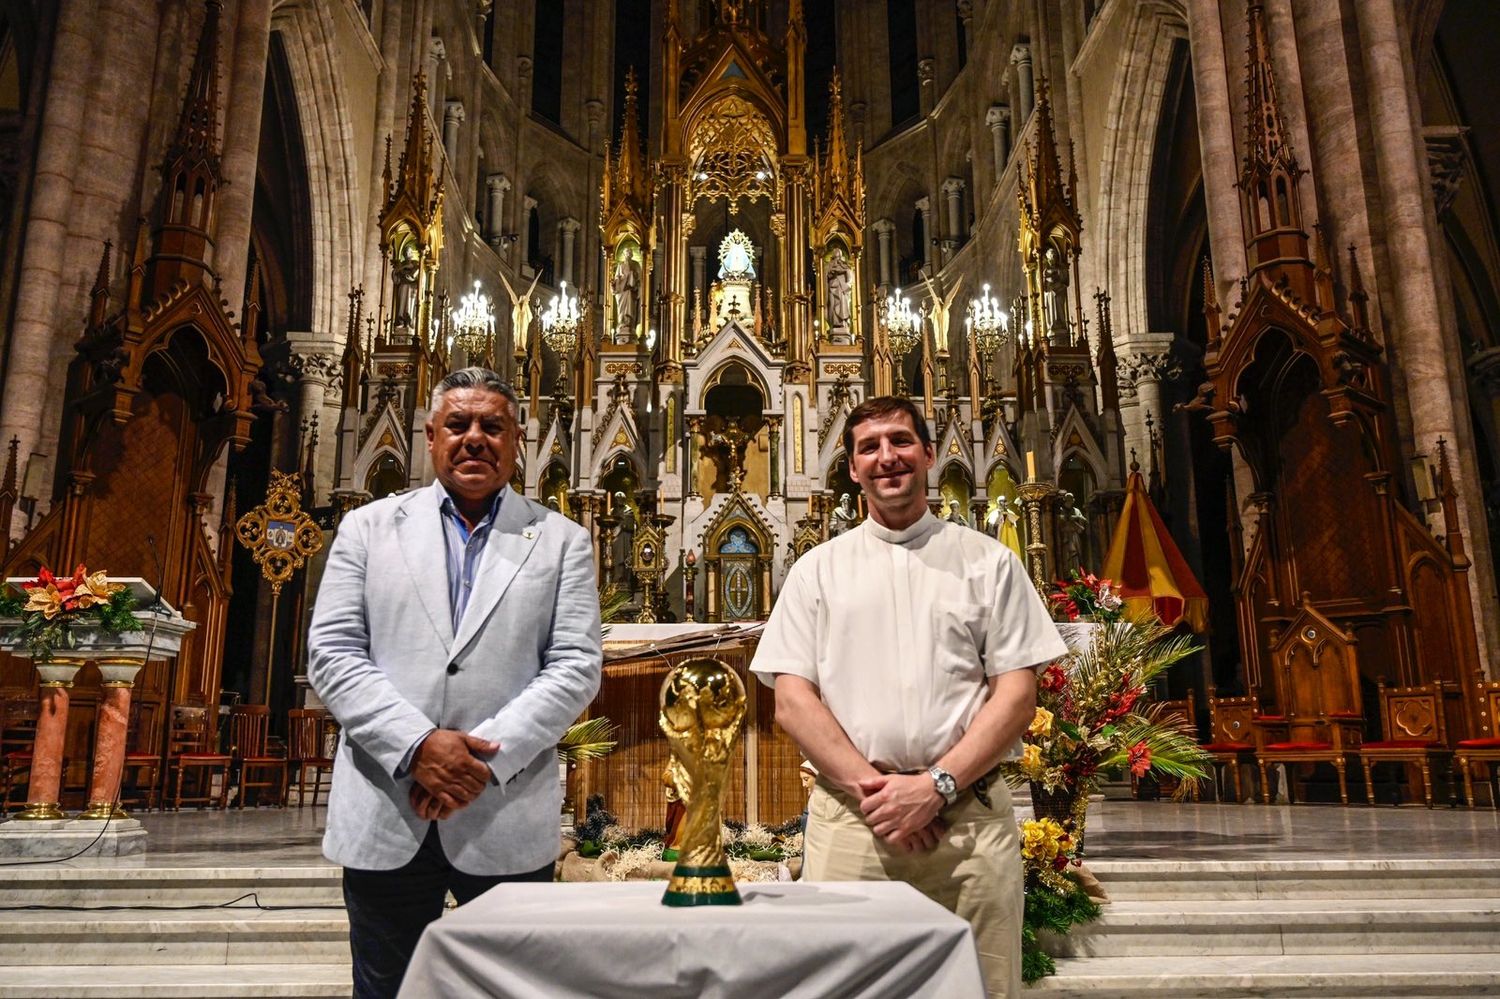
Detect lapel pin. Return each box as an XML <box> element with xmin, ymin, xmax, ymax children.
<box><xmin>523</xmin><ymin>527</ymin><xmax>537</xmax><ymax>540</ymax></box>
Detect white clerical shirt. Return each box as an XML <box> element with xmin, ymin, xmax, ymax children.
<box><xmin>750</xmin><ymin>511</ymin><xmax>1067</xmax><ymax>772</ymax></box>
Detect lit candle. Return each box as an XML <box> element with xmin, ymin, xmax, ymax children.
<box><xmin>1026</xmin><ymin>450</ymin><xmax>1037</xmax><ymax>481</ymax></box>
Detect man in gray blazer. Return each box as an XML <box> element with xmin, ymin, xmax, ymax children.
<box><xmin>308</xmin><ymin>367</ymin><xmax>602</xmax><ymax>999</ymax></box>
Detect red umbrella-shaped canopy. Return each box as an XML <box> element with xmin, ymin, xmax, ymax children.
<box><xmin>1101</xmin><ymin>471</ymin><xmax>1209</xmax><ymax>631</ymax></box>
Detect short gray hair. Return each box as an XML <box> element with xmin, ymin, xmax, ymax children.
<box><xmin>430</xmin><ymin>366</ymin><xmax>520</xmax><ymax>413</ymax></box>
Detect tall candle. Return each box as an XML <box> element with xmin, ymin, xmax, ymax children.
<box><xmin>1026</xmin><ymin>450</ymin><xmax>1037</xmax><ymax>481</ymax></box>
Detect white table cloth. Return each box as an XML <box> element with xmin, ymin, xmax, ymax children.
<box><xmin>398</xmin><ymin>880</ymin><xmax>986</xmax><ymax>999</ymax></box>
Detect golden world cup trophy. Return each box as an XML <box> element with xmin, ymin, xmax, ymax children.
<box><xmin>658</xmin><ymin>657</ymin><xmax>747</xmax><ymax>907</ymax></box>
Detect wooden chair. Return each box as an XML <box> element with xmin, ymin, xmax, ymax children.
<box><xmin>287</xmin><ymin>708</ymin><xmax>336</xmax><ymax>808</ymax></box>
<box><xmin>1455</xmin><ymin>680</ymin><xmax>1500</xmax><ymax>809</ymax></box>
<box><xmin>1</xmin><ymin>700</ymin><xmax>39</xmax><ymax>812</ymax></box>
<box><xmin>1253</xmin><ymin>600</ymin><xmax>1364</xmax><ymax>805</ymax></box>
<box><xmin>118</xmin><ymin>701</ymin><xmax>163</xmax><ymax>812</ymax></box>
<box><xmin>1358</xmin><ymin>679</ymin><xmax>1452</xmax><ymax>807</ymax></box>
<box><xmin>1202</xmin><ymin>693</ymin><xmax>1259</xmax><ymax>803</ymax></box>
<box><xmin>169</xmin><ymin>705</ymin><xmax>230</xmax><ymax>810</ymax></box>
<box><xmin>1132</xmin><ymin>688</ymin><xmax>1197</xmax><ymax>800</ymax></box>
<box><xmin>227</xmin><ymin>705</ymin><xmax>287</xmax><ymax>808</ymax></box>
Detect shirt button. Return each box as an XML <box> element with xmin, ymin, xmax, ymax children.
<box><xmin>446</xmin><ymin>663</ymin><xmax>459</xmax><ymax>676</ymax></box>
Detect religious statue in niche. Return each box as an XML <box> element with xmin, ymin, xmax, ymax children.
<box><xmin>611</xmin><ymin>251</ymin><xmax>642</xmax><ymax>342</ymax></box>
<box><xmin>705</xmin><ymin>422</ymin><xmax>752</xmax><ymax>491</ymax></box>
<box><xmin>1042</xmin><ymin>245</ymin><xmax>1070</xmax><ymax>342</ymax></box>
<box><xmin>1056</xmin><ymin>489</ymin><xmax>1089</xmax><ymax>572</ymax></box>
<box><xmin>945</xmin><ymin>499</ymin><xmax>970</xmax><ymax>527</ymax></box>
<box><xmin>829</xmin><ymin>492</ymin><xmax>859</xmax><ymax>536</ymax></box>
<box><xmin>718</xmin><ymin>230</ymin><xmax>756</xmax><ymax>280</ymax></box>
<box><xmin>825</xmin><ymin>248</ymin><xmax>852</xmax><ymax>338</ymax></box>
<box><xmin>392</xmin><ymin>242</ymin><xmax>421</xmax><ymax>333</ymax></box>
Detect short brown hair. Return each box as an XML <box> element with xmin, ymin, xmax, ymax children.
<box><xmin>842</xmin><ymin>395</ymin><xmax>932</xmax><ymax>458</ymax></box>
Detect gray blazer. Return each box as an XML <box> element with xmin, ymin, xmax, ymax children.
<box><xmin>307</xmin><ymin>482</ymin><xmax>602</xmax><ymax>874</ymax></box>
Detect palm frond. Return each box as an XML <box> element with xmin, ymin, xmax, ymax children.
<box><xmin>599</xmin><ymin>588</ymin><xmax>633</xmax><ymax>627</ymax></box>
<box><xmin>559</xmin><ymin>716</ymin><xmax>619</xmax><ymax>764</ymax></box>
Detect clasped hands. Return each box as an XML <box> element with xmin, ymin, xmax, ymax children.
<box><xmin>408</xmin><ymin>729</ymin><xmax>498</xmax><ymax>821</ymax></box>
<box><xmin>855</xmin><ymin>773</ymin><xmax>947</xmax><ymax>854</ymax></box>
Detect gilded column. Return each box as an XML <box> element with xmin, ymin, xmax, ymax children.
<box><xmin>767</xmin><ymin>416</ymin><xmax>782</xmax><ymax>498</ymax></box>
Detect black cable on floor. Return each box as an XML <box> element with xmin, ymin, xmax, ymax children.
<box><xmin>0</xmin><ymin>799</ymin><xmax>116</xmax><ymax>867</ymax></box>
<box><xmin>0</xmin><ymin>891</ymin><xmax>346</xmax><ymax>912</ymax></box>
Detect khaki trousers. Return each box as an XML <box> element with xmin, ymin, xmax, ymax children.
<box><xmin>803</xmin><ymin>780</ymin><xmax>1023</xmax><ymax>999</ymax></box>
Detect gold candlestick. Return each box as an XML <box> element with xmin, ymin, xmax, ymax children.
<box><xmin>658</xmin><ymin>658</ymin><xmax>747</xmax><ymax>907</ymax></box>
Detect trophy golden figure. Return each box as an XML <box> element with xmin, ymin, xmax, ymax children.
<box><xmin>658</xmin><ymin>657</ymin><xmax>747</xmax><ymax>906</ymax></box>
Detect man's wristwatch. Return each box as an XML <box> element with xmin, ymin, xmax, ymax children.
<box><xmin>928</xmin><ymin>766</ymin><xmax>959</xmax><ymax>806</ymax></box>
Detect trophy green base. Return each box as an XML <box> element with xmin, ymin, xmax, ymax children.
<box><xmin>661</xmin><ymin>863</ymin><xmax>743</xmax><ymax>907</ymax></box>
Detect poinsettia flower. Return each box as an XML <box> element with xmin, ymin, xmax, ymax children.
<box><xmin>1039</xmin><ymin>664</ymin><xmax>1068</xmax><ymax>693</ymax></box>
<box><xmin>23</xmin><ymin>584</ymin><xmax>66</xmax><ymax>619</ymax></box>
<box><xmin>1129</xmin><ymin>741</ymin><xmax>1152</xmax><ymax>777</ymax></box>
<box><xmin>74</xmin><ymin>571</ymin><xmax>124</xmax><ymax>609</ymax></box>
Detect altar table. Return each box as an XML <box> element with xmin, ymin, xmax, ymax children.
<box><xmin>398</xmin><ymin>880</ymin><xmax>986</xmax><ymax>999</ymax></box>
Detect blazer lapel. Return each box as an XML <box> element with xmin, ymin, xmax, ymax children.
<box><xmin>449</xmin><ymin>489</ymin><xmax>540</xmax><ymax>660</ymax></box>
<box><xmin>396</xmin><ymin>484</ymin><xmax>455</xmax><ymax>651</ymax></box>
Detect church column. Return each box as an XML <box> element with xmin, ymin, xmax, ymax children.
<box><xmin>558</xmin><ymin>217</ymin><xmax>580</xmax><ymax>285</ymax></box>
<box><xmin>873</xmin><ymin>218</ymin><xmax>895</xmax><ymax>289</ymax></box>
<box><xmin>986</xmin><ymin>105</ymin><xmax>1010</xmax><ymax>182</ymax></box>
<box><xmin>521</xmin><ymin>195</ymin><xmax>537</xmax><ymax>275</ymax></box>
<box><xmin>659</xmin><ymin>169</ymin><xmax>686</xmax><ymax>376</ymax></box>
<box><xmin>442</xmin><ymin>101</ymin><xmax>464</xmax><ymax>167</ymax></box>
<box><xmin>1120</xmin><ymin>334</ymin><xmax>1177</xmax><ymax>464</ymax></box>
<box><xmin>767</xmin><ymin>416</ymin><xmax>782</xmax><ymax>499</ymax></box>
<box><xmin>918</xmin><ymin>58</ymin><xmax>936</xmax><ymax>117</ymax></box>
<box><xmin>485</xmin><ymin>173</ymin><xmax>510</xmax><ymax>248</ymax></box>
<box><xmin>1011</xmin><ymin>45</ymin><xmax>1034</xmax><ymax>124</ymax></box>
<box><xmin>942</xmin><ymin>177</ymin><xmax>965</xmax><ymax>258</ymax></box>
<box><xmin>685</xmin><ymin>417</ymin><xmax>702</xmax><ymax>499</ymax></box>
<box><xmin>214</xmin><ymin>0</ymin><xmax>272</xmax><ymax>319</ymax></box>
<box><xmin>784</xmin><ymin>164</ymin><xmax>812</xmax><ymax>375</ymax></box>
<box><xmin>689</xmin><ymin>245</ymin><xmax>707</xmax><ymax>299</ymax></box>
<box><xmin>0</xmin><ymin>0</ymin><xmax>92</xmax><ymax>534</ymax></box>
<box><xmin>914</xmin><ymin>197</ymin><xmax>933</xmax><ymax>273</ymax></box>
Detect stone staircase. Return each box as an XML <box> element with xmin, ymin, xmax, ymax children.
<box><xmin>0</xmin><ymin>864</ymin><xmax>350</xmax><ymax>997</ymax></box>
<box><xmin>1036</xmin><ymin>857</ymin><xmax>1500</xmax><ymax>997</ymax></box>
<box><xmin>0</xmin><ymin>855</ymin><xmax>1497</xmax><ymax>996</ymax></box>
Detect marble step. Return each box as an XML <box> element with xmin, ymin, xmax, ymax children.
<box><xmin>1047</xmin><ymin>896</ymin><xmax>1500</xmax><ymax>957</ymax></box>
<box><xmin>0</xmin><ymin>865</ymin><xmax>344</xmax><ymax>907</ymax></box>
<box><xmin>0</xmin><ymin>963</ymin><xmax>351</xmax><ymax>998</ymax></box>
<box><xmin>1084</xmin><ymin>857</ymin><xmax>1500</xmax><ymax>899</ymax></box>
<box><xmin>0</xmin><ymin>908</ymin><xmax>348</xmax><ymax>966</ymax></box>
<box><xmin>1031</xmin><ymin>952</ymin><xmax>1500</xmax><ymax>997</ymax></box>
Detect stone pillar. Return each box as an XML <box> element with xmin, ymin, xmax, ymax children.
<box><xmin>1121</xmin><ymin>334</ymin><xmax>1178</xmax><ymax>460</ymax></box>
<box><xmin>18</xmin><ymin>661</ymin><xmax>83</xmax><ymax>820</ymax></box>
<box><xmin>0</xmin><ymin>0</ymin><xmax>92</xmax><ymax>535</ymax></box>
<box><xmin>559</xmin><ymin>217</ymin><xmax>581</xmax><ymax>285</ymax></box>
<box><xmin>986</xmin><ymin>105</ymin><xmax>1011</xmax><ymax>181</ymax></box>
<box><xmin>82</xmin><ymin>658</ymin><xmax>142</xmax><ymax>819</ymax></box>
<box><xmin>689</xmin><ymin>246</ymin><xmax>708</xmax><ymax>301</ymax></box>
<box><xmin>1012</xmin><ymin>45</ymin><xmax>1034</xmax><ymax>123</ymax></box>
<box><xmin>214</xmin><ymin>0</ymin><xmax>273</xmax><ymax>320</ymax></box>
<box><xmin>942</xmin><ymin>176</ymin><xmax>965</xmax><ymax>251</ymax></box>
<box><xmin>918</xmin><ymin>58</ymin><xmax>936</xmax><ymax>117</ymax></box>
<box><xmin>427</xmin><ymin>37</ymin><xmax>448</xmax><ymax>111</ymax></box>
<box><xmin>873</xmin><ymin>218</ymin><xmax>896</xmax><ymax>288</ymax></box>
<box><xmin>767</xmin><ymin>416</ymin><xmax>782</xmax><ymax>499</ymax></box>
<box><xmin>485</xmin><ymin>174</ymin><xmax>510</xmax><ymax>246</ymax></box>
<box><xmin>522</xmin><ymin>195</ymin><xmax>538</xmax><ymax>274</ymax></box>
<box><xmin>914</xmin><ymin>197</ymin><xmax>932</xmax><ymax>272</ymax></box>
<box><xmin>442</xmin><ymin>101</ymin><xmax>464</xmax><ymax>166</ymax></box>
<box><xmin>686</xmin><ymin>417</ymin><xmax>703</xmax><ymax>499</ymax></box>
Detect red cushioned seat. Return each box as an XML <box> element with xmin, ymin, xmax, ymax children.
<box><xmin>1264</xmin><ymin>741</ymin><xmax>1332</xmax><ymax>751</ymax></box>
<box><xmin>1257</xmin><ymin>715</ymin><xmax>1287</xmax><ymax>722</ymax></box>
<box><xmin>1457</xmin><ymin>737</ymin><xmax>1500</xmax><ymax>749</ymax></box>
<box><xmin>1361</xmin><ymin>740</ymin><xmax>1439</xmax><ymax>749</ymax></box>
<box><xmin>1201</xmin><ymin>742</ymin><xmax>1254</xmax><ymax>753</ymax></box>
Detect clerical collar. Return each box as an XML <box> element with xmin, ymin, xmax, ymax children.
<box><xmin>863</xmin><ymin>510</ymin><xmax>940</xmax><ymax>546</ymax></box>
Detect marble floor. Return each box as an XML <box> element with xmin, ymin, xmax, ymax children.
<box><xmin>11</xmin><ymin>799</ymin><xmax>1493</xmax><ymax>870</ymax></box>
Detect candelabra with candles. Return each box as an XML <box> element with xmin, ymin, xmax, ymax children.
<box><xmin>449</xmin><ymin>281</ymin><xmax>495</xmax><ymax>361</ymax></box>
<box><xmin>540</xmin><ymin>279</ymin><xmax>586</xmax><ymax>376</ymax></box>
<box><xmin>965</xmin><ymin>282</ymin><xmax>1010</xmax><ymax>397</ymax></box>
<box><xmin>879</xmin><ymin>286</ymin><xmax>923</xmax><ymax>395</ymax></box>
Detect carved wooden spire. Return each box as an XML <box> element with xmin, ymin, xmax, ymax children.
<box><xmin>89</xmin><ymin>240</ymin><xmax>113</xmax><ymax>330</ymax></box>
<box><xmin>1201</xmin><ymin>256</ymin><xmax>1223</xmax><ymax>347</ymax></box>
<box><xmin>1095</xmin><ymin>288</ymin><xmax>1119</xmax><ymax>412</ymax></box>
<box><xmin>151</xmin><ymin>0</ymin><xmax>225</xmax><ymax>293</ymax></box>
<box><xmin>1237</xmin><ymin>3</ymin><xmax>1312</xmax><ymax>292</ymax></box>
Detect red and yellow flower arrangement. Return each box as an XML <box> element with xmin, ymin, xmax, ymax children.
<box><xmin>0</xmin><ymin>565</ymin><xmax>138</xmax><ymax>662</ymax></box>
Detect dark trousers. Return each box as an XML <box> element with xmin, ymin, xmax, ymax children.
<box><xmin>342</xmin><ymin>823</ymin><xmax>555</xmax><ymax>999</ymax></box>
